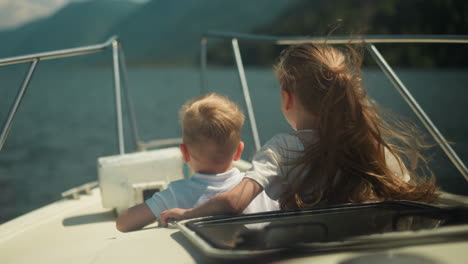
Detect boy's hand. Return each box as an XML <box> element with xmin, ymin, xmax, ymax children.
<box><xmin>159</xmin><ymin>208</ymin><xmax>189</xmax><ymax>227</ymax></box>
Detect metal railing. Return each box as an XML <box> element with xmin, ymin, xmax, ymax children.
<box><xmin>0</xmin><ymin>36</ymin><xmax>138</xmax><ymax>155</ymax></box>
<box><xmin>2</xmin><ymin>33</ymin><xmax>466</xmax><ymax>181</ymax></box>
<box><xmin>200</xmin><ymin>31</ymin><xmax>468</xmax><ymax>181</ymax></box>
<box><xmin>0</xmin><ymin>36</ymin><xmax>182</xmax><ymax>154</ymax></box>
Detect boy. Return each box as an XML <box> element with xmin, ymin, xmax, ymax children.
<box><xmin>116</xmin><ymin>93</ymin><xmax>278</xmax><ymax>232</ymax></box>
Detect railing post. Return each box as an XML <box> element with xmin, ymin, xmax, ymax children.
<box><xmin>118</xmin><ymin>44</ymin><xmax>141</xmax><ymax>151</ymax></box>
<box><xmin>231</xmin><ymin>38</ymin><xmax>261</xmax><ymax>151</ymax></box>
<box><xmin>200</xmin><ymin>37</ymin><xmax>208</xmax><ymax>94</ymax></box>
<box><xmin>366</xmin><ymin>43</ymin><xmax>468</xmax><ymax>181</ymax></box>
<box><xmin>112</xmin><ymin>40</ymin><xmax>125</xmax><ymax>155</ymax></box>
<box><xmin>0</xmin><ymin>59</ymin><xmax>39</xmax><ymax>151</ymax></box>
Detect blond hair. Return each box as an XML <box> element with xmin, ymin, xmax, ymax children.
<box><xmin>180</xmin><ymin>93</ymin><xmax>244</xmax><ymax>163</ymax></box>
<box><xmin>275</xmin><ymin>43</ymin><xmax>437</xmax><ymax>209</ymax></box>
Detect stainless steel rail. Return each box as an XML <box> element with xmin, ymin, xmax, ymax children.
<box><xmin>0</xmin><ymin>36</ymin><xmax>131</xmax><ymax>154</ymax></box>
<box><xmin>111</xmin><ymin>41</ymin><xmax>126</xmax><ymax>155</ymax></box>
<box><xmin>200</xmin><ymin>37</ymin><xmax>208</xmax><ymax>94</ymax></box>
<box><xmin>118</xmin><ymin>45</ymin><xmax>142</xmax><ymax>151</ymax></box>
<box><xmin>0</xmin><ymin>36</ymin><xmax>117</xmax><ymax>66</ymax></box>
<box><xmin>232</xmin><ymin>39</ymin><xmax>261</xmax><ymax>151</ymax></box>
<box><xmin>366</xmin><ymin>43</ymin><xmax>468</xmax><ymax>181</ymax></box>
<box><xmin>200</xmin><ymin>36</ymin><xmax>263</xmax><ymax>151</ymax></box>
<box><xmin>0</xmin><ymin>59</ymin><xmax>38</xmax><ymax>150</ymax></box>
<box><xmin>200</xmin><ymin>32</ymin><xmax>468</xmax><ymax>180</ymax></box>
<box><xmin>203</xmin><ymin>31</ymin><xmax>468</xmax><ymax>45</ymax></box>
<box><xmin>137</xmin><ymin>138</ymin><xmax>183</xmax><ymax>150</ymax></box>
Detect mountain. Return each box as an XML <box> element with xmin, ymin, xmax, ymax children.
<box><xmin>243</xmin><ymin>0</ymin><xmax>468</xmax><ymax>67</ymax></box>
<box><xmin>0</xmin><ymin>0</ymin><xmax>298</xmax><ymax>64</ymax></box>
<box><xmin>0</xmin><ymin>0</ymin><xmax>139</xmax><ymax>58</ymax></box>
<box><xmin>1</xmin><ymin>0</ymin><xmax>466</xmax><ymax>67</ymax></box>
<box><xmin>109</xmin><ymin>0</ymin><xmax>300</xmax><ymax>64</ymax></box>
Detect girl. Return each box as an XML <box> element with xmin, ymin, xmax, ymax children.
<box><xmin>160</xmin><ymin>43</ymin><xmax>437</xmax><ymax>226</ymax></box>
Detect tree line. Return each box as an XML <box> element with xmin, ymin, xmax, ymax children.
<box><xmin>207</xmin><ymin>0</ymin><xmax>467</xmax><ymax>68</ymax></box>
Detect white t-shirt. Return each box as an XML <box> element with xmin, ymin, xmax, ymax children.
<box><xmin>145</xmin><ymin>167</ymin><xmax>279</xmax><ymax>218</ymax></box>
<box><xmin>245</xmin><ymin>130</ymin><xmax>410</xmax><ymax>201</ymax></box>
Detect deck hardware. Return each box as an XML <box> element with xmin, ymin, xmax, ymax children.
<box><xmin>61</xmin><ymin>181</ymin><xmax>99</xmax><ymax>199</ymax></box>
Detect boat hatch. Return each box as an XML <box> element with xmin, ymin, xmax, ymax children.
<box><xmin>98</xmin><ymin>147</ymin><xmax>183</xmax><ymax>213</ymax></box>
<box><xmin>178</xmin><ymin>201</ymin><xmax>468</xmax><ymax>259</ymax></box>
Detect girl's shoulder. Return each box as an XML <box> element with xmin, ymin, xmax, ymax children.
<box><xmin>264</xmin><ymin>133</ymin><xmax>298</xmax><ymax>147</ymax></box>
<box><xmin>263</xmin><ymin>130</ymin><xmax>318</xmax><ymax>152</ymax></box>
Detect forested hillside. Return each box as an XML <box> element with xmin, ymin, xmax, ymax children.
<box><xmin>110</xmin><ymin>0</ymin><xmax>300</xmax><ymax>63</ymax></box>
<box><xmin>0</xmin><ymin>0</ymin><xmax>465</xmax><ymax>67</ymax></box>
<box><xmin>0</xmin><ymin>0</ymin><xmax>139</xmax><ymax>57</ymax></box>
<box><xmin>0</xmin><ymin>0</ymin><xmax>298</xmax><ymax>64</ymax></box>
<box><xmin>209</xmin><ymin>0</ymin><xmax>468</xmax><ymax>67</ymax></box>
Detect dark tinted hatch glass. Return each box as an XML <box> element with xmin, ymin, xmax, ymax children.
<box><xmin>185</xmin><ymin>201</ymin><xmax>468</xmax><ymax>250</ymax></box>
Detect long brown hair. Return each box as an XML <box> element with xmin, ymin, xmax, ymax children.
<box><xmin>274</xmin><ymin>43</ymin><xmax>437</xmax><ymax>209</ymax></box>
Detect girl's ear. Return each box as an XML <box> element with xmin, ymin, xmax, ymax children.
<box><xmin>233</xmin><ymin>141</ymin><xmax>244</xmax><ymax>161</ymax></box>
<box><xmin>180</xmin><ymin>144</ymin><xmax>190</xmax><ymax>163</ymax></box>
<box><xmin>281</xmin><ymin>89</ymin><xmax>294</xmax><ymax>110</ymax></box>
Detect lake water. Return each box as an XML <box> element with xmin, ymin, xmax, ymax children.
<box><xmin>0</xmin><ymin>63</ymin><xmax>467</xmax><ymax>223</ymax></box>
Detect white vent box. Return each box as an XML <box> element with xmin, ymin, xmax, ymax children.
<box><xmin>98</xmin><ymin>147</ymin><xmax>184</xmax><ymax>213</ymax></box>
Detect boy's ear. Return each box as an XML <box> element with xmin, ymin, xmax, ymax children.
<box><xmin>281</xmin><ymin>89</ymin><xmax>294</xmax><ymax>110</ymax></box>
<box><xmin>233</xmin><ymin>141</ymin><xmax>244</xmax><ymax>161</ymax></box>
<box><xmin>180</xmin><ymin>144</ymin><xmax>190</xmax><ymax>163</ymax></box>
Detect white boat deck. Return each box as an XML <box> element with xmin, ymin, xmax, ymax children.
<box><xmin>1</xmin><ymin>186</ymin><xmax>468</xmax><ymax>264</ymax></box>
<box><xmin>0</xmin><ymin>188</ymin><xmax>204</xmax><ymax>263</ymax></box>
<box><xmin>1</xmin><ymin>34</ymin><xmax>468</xmax><ymax>263</ymax></box>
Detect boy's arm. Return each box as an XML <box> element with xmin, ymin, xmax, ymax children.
<box><xmin>116</xmin><ymin>203</ymin><xmax>157</xmax><ymax>232</ymax></box>
<box><xmin>160</xmin><ymin>178</ymin><xmax>263</xmax><ymax>226</ymax></box>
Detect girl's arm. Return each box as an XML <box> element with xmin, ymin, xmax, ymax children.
<box><xmin>116</xmin><ymin>203</ymin><xmax>157</xmax><ymax>232</ymax></box>
<box><xmin>159</xmin><ymin>178</ymin><xmax>263</xmax><ymax>226</ymax></box>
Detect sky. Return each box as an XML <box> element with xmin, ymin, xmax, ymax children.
<box><xmin>0</xmin><ymin>0</ymin><xmax>148</xmax><ymax>30</ymax></box>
